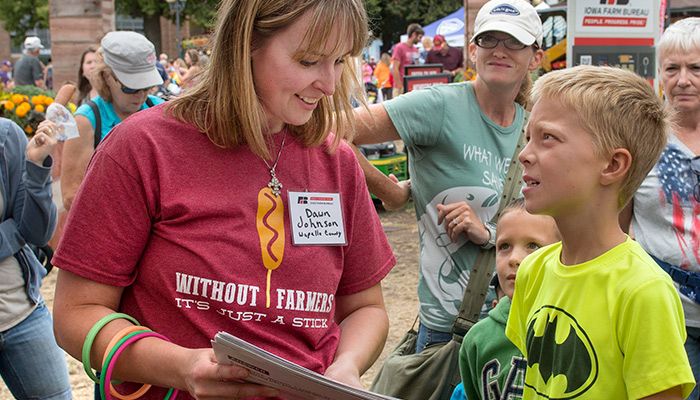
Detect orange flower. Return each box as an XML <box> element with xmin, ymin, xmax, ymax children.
<box><xmin>34</xmin><ymin>104</ymin><xmax>45</xmax><ymax>113</ymax></box>
<box><xmin>15</xmin><ymin>103</ymin><xmax>30</xmax><ymax>118</ymax></box>
<box><xmin>24</xmin><ymin>125</ymin><xmax>33</xmax><ymax>134</ymax></box>
<box><xmin>31</xmin><ymin>96</ymin><xmax>43</xmax><ymax>106</ymax></box>
<box><xmin>11</xmin><ymin>94</ymin><xmax>24</xmax><ymax>105</ymax></box>
<box><xmin>3</xmin><ymin>101</ymin><xmax>14</xmax><ymax>111</ymax></box>
<box><xmin>43</xmin><ymin>97</ymin><xmax>53</xmax><ymax>106</ymax></box>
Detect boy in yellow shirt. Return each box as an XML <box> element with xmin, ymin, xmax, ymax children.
<box><xmin>505</xmin><ymin>65</ymin><xmax>695</xmax><ymax>399</ymax></box>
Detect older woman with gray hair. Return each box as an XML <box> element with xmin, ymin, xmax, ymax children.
<box><xmin>61</xmin><ymin>31</ymin><xmax>164</xmax><ymax>211</ymax></box>
<box><xmin>621</xmin><ymin>17</ymin><xmax>700</xmax><ymax>399</ymax></box>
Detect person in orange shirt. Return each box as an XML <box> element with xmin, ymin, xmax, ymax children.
<box><xmin>373</xmin><ymin>53</ymin><xmax>393</xmax><ymax>101</ymax></box>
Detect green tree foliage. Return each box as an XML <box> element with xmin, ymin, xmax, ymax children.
<box><xmin>0</xmin><ymin>0</ymin><xmax>49</xmax><ymax>46</ymax></box>
<box><xmin>116</xmin><ymin>0</ymin><xmax>219</xmax><ymax>28</ymax></box>
<box><xmin>366</xmin><ymin>0</ymin><xmax>463</xmax><ymax>52</ymax></box>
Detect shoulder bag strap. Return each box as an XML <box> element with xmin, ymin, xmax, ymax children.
<box><xmin>452</xmin><ymin>112</ymin><xmax>529</xmax><ymax>339</ymax></box>
<box><xmin>87</xmin><ymin>100</ymin><xmax>102</xmax><ymax>148</ymax></box>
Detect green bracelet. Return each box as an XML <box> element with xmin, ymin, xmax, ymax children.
<box><xmin>82</xmin><ymin>313</ymin><xmax>140</xmax><ymax>383</ymax></box>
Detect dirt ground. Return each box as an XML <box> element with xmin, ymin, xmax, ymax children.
<box><xmin>0</xmin><ymin>204</ymin><xmax>420</xmax><ymax>399</ymax></box>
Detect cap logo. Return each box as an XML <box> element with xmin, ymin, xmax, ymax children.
<box><xmin>490</xmin><ymin>4</ymin><xmax>521</xmax><ymax>16</ymax></box>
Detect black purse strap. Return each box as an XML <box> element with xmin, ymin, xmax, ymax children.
<box><xmin>452</xmin><ymin>112</ymin><xmax>528</xmax><ymax>339</ymax></box>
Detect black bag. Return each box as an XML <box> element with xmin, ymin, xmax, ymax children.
<box><xmin>29</xmin><ymin>244</ymin><xmax>54</xmax><ymax>274</ymax></box>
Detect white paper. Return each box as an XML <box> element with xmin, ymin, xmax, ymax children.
<box><xmin>45</xmin><ymin>103</ymin><xmax>79</xmax><ymax>141</ymax></box>
<box><xmin>212</xmin><ymin>332</ymin><xmax>398</xmax><ymax>400</ymax></box>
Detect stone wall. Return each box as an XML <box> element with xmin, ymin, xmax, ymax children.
<box><xmin>0</xmin><ymin>24</ymin><xmax>11</xmax><ymax>63</ymax></box>
<box><xmin>49</xmin><ymin>0</ymin><xmax>115</xmax><ymax>90</ymax></box>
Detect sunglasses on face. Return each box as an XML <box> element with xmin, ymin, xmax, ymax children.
<box><xmin>111</xmin><ymin>73</ymin><xmax>150</xmax><ymax>95</ymax></box>
<box><xmin>474</xmin><ymin>34</ymin><xmax>529</xmax><ymax>50</ymax></box>
<box><xmin>690</xmin><ymin>156</ymin><xmax>700</xmax><ymax>202</ymax></box>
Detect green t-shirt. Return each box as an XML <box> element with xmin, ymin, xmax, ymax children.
<box><xmin>460</xmin><ymin>296</ymin><xmax>526</xmax><ymax>400</ymax></box>
<box><xmin>506</xmin><ymin>237</ymin><xmax>695</xmax><ymax>399</ymax></box>
<box><xmin>384</xmin><ymin>82</ymin><xmax>524</xmax><ymax>332</ymax></box>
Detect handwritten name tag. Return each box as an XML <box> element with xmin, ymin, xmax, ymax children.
<box><xmin>288</xmin><ymin>191</ymin><xmax>346</xmax><ymax>246</ymax></box>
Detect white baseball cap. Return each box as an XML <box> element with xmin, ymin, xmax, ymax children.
<box><xmin>473</xmin><ymin>0</ymin><xmax>543</xmax><ymax>47</ymax></box>
<box><xmin>24</xmin><ymin>36</ymin><xmax>44</xmax><ymax>50</ymax></box>
<box><xmin>101</xmin><ymin>31</ymin><xmax>163</xmax><ymax>90</ymax></box>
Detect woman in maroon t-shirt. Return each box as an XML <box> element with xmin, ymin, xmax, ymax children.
<box><xmin>52</xmin><ymin>1</ymin><xmax>396</xmax><ymax>399</ymax></box>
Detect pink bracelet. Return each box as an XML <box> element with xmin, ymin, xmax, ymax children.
<box><xmin>103</xmin><ymin>331</ymin><xmax>179</xmax><ymax>400</ymax></box>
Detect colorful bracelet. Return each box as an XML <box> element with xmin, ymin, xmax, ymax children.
<box><xmin>100</xmin><ymin>330</ymin><xmax>150</xmax><ymax>400</ymax></box>
<box><xmin>82</xmin><ymin>313</ymin><xmax>140</xmax><ymax>383</ymax></box>
<box><xmin>101</xmin><ymin>331</ymin><xmax>179</xmax><ymax>400</ymax></box>
<box><xmin>102</xmin><ymin>326</ymin><xmax>153</xmax><ymax>400</ymax></box>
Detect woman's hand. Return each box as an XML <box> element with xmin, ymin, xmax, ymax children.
<box><xmin>381</xmin><ymin>174</ymin><xmax>411</xmax><ymax>211</ymax></box>
<box><xmin>436</xmin><ymin>201</ymin><xmax>489</xmax><ymax>244</ymax></box>
<box><xmin>181</xmin><ymin>348</ymin><xmax>280</xmax><ymax>399</ymax></box>
<box><xmin>26</xmin><ymin>120</ymin><xmax>58</xmax><ymax>165</ymax></box>
<box><xmin>324</xmin><ymin>358</ymin><xmax>363</xmax><ymax>389</ymax></box>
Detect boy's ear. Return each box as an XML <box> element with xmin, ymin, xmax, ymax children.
<box><xmin>600</xmin><ymin>148</ymin><xmax>632</xmax><ymax>186</ymax></box>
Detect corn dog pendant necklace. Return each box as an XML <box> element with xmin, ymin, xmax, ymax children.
<box><xmin>257</xmin><ymin>131</ymin><xmax>287</xmax><ymax>308</ymax></box>
<box><xmin>262</xmin><ymin>132</ymin><xmax>286</xmax><ymax>197</ymax></box>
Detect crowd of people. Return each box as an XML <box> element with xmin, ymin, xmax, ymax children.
<box><xmin>0</xmin><ymin>0</ymin><xmax>698</xmax><ymax>399</ymax></box>
<box><xmin>0</xmin><ymin>36</ymin><xmax>209</xmax><ymax>101</ymax></box>
<box><xmin>361</xmin><ymin>24</ymin><xmax>467</xmax><ymax>103</ymax></box>
<box><xmin>1</xmin><ymin>36</ymin><xmax>52</xmax><ymax>91</ymax></box>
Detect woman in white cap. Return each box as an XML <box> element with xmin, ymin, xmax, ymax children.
<box><xmin>351</xmin><ymin>0</ymin><xmax>543</xmax><ymax>354</ymax></box>
<box><xmin>52</xmin><ymin>0</ymin><xmax>394</xmax><ymax>399</ymax></box>
<box><xmin>61</xmin><ymin>31</ymin><xmax>165</xmax><ymax>211</ymax></box>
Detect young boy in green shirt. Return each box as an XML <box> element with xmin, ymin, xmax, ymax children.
<box><xmin>505</xmin><ymin>65</ymin><xmax>695</xmax><ymax>399</ymax></box>
<box><xmin>460</xmin><ymin>198</ymin><xmax>560</xmax><ymax>400</ymax></box>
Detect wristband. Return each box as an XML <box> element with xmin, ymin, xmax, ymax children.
<box><xmin>102</xmin><ymin>331</ymin><xmax>179</xmax><ymax>400</ymax></box>
<box><xmin>480</xmin><ymin>221</ymin><xmax>497</xmax><ymax>250</ymax></box>
<box><xmin>83</xmin><ymin>313</ymin><xmax>140</xmax><ymax>383</ymax></box>
<box><xmin>100</xmin><ymin>330</ymin><xmax>150</xmax><ymax>400</ymax></box>
<box><xmin>102</xmin><ymin>326</ymin><xmax>153</xmax><ymax>400</ymax></box>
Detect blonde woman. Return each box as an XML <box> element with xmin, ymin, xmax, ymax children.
<box><xmin>52</xmin><ymin>0</ymin><xmax>394</xmax><ymax>398</ymax></box>
<box><xmin>352</xmin><ymin>0</ymin><xmax>543</xmax><ymax>353</ymax></box>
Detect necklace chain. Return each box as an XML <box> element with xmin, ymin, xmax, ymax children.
<box><xmin>262</xmin><ymin>132</ymin><xmax>287</xmax><ymax>197</ymax></box>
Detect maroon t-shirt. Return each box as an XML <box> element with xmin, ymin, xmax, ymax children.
<box><xmin>392</xmin><ymin>42</ymin><xmax>419</xmax><ymax>81</ymax></box>
<box><xmin>426</xmin><ymin>47</ymin><xmax>464</xmax><ymax>72</ymax></box>
<box><xmin>54</xmin><ymin>105</ymin><xmax>395</xmax><ymax>399</ymax></box>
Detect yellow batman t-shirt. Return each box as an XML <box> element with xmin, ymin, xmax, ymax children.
<box><xmin>506</xmin><ymin>237</ymin><xmax>695</xmax><ymax>399</ymax></box>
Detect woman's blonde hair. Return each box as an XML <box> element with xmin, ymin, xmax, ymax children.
<box><xmin>168</xmin><ymin>0</ymin><xmax>368</xmax><ymax>159</ymax></box>
<box><xmin>89</xmin><ymin>48</ymin><xmax>116</xmax><ymax>103</ymax></box>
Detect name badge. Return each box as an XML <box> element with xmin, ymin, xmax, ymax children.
<box><xmin>288</xmin><ymin>191</ymin><xmax>346</xmax><ymax>246</ymax></box>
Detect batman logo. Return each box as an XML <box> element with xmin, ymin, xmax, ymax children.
<box><xmin>524</xmin><ymin>305</ymin><xmax>598</xmax><ymax>399</ymax></box>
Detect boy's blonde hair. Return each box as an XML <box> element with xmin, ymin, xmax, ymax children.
<box><xmin>168</xmin><ymin>0</ymin><xmax>367</xmax><ymax>159</ymax></box>
<box><xmin>531</xmin><ymin>65</ymin><xmax>668</xmax><ymax>208</ymax></box>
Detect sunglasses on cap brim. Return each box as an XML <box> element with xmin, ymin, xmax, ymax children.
<box><xmin>111</xmin><ymin>73</ymin><xmax>152</xmax><ymax>94</ymax></box>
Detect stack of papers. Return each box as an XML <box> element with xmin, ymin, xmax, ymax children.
<box><xmin>212</xmin><ymin>332</ymin><xmax>400</xmax><ymax>400</ymax></box>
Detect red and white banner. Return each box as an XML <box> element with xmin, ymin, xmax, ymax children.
<box><xmin>575</xmin><ymin>0</ymin><xmax>654</xmax><ymax>34</ymax></box>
